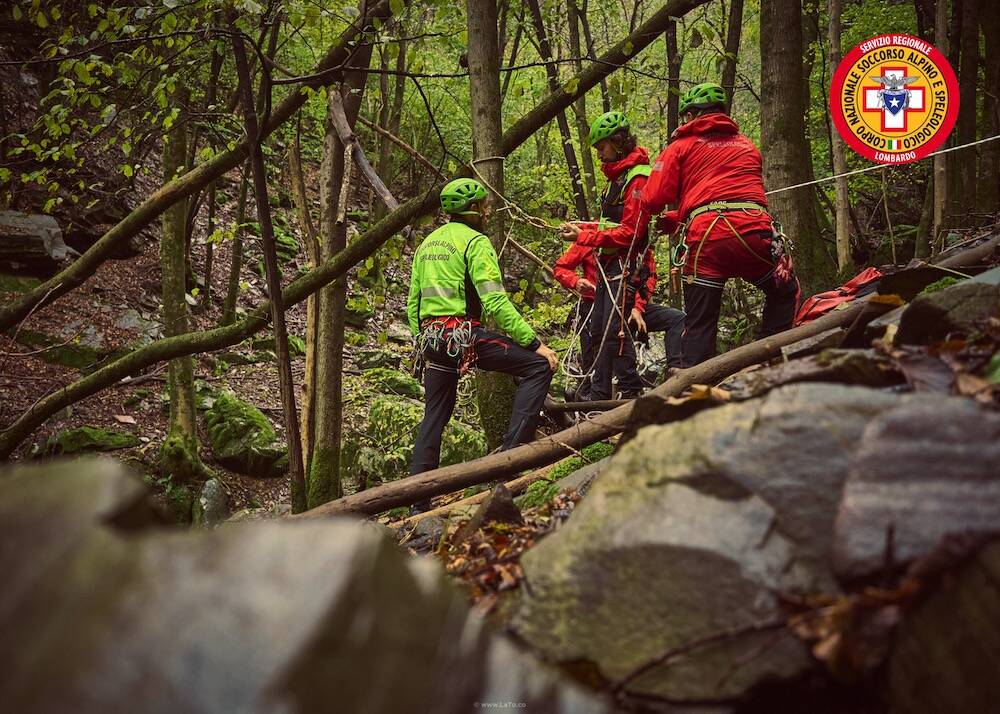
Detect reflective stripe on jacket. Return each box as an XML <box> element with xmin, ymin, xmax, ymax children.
<box><xmin>406</xmin><ymin>221</ymin><xmax>538</xmax><ymax>348</ymax></box>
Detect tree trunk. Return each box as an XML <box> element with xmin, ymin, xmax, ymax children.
<box><xmin>761</xmin><ymin>0</ymin><xmax>829</xmax><ymax>296</ymax></box>
<box><xmin>721</xmin><ymin>0</ymin><xmax>745</xmax><ymax>106</ymax></box>
<box><xmin>568</xmin><ymin>0</ymin><xmax>597</xmax><ymax>207</ymax></box>
<box><xmin>977</xmin><ymin>6</ymin><xmax>999</xmax><ymax>215</ymax></box>
<box><xmin>289</xmin><ymin>126</ymin><xmax>319</xmax><ymax>468</ymax></box>
<box><xmin>665</xmin><ymin>19</ymin><xmax>681</xmax><ymax>137</ymax></box>
<box><xmin>309</xmin><ymin>20</ymin><xmax>375</xmax><ymax>508</ymax></box>
<box><xmin>827</xmin><ymin>0</ymin><xmax>852</xmax><ymax>273</ymax></box>
<box><xmin>951</xmin><ymin>0</ymin><xmax>980</xmax><ymax>227</ymax></box>
<box><xmin>577</xmin><ymin>0</ymin><xmax>611</xmax><ymax>112</ymax></box>
<box><xmin>932</xmin><ymin>0</ymin><xmax>950</xmax><ymax>253</ymax></box>
<box><xmin>231</xmin><ymin>18</ymin><xmax>307</xmax><ymax>513</ymax></box>
<box><xmin>467</xmin><ymin>0</ymin><xmax>518</xmax><ymax>452</ymax></box>
<box><xmin>526</xmin><ymin>0</ymin><xmax>590</xmax><ymax>219</ymax></box>
<box><xmin>159</xmin><ymin>91</ymin><xmax>208</xmax><ymax>484</ymax></box>
<box><xmin>221</xmin><ymin>167</ymin><xmax>250</xmax><ymax>326</ymax></box>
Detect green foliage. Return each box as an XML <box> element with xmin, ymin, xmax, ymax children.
<box><xmin>519</xmin><ymin>441</ymin><xmax>614</xmax><ymax>509</ymax></box>
<box><xmin>921</xmin><ymin>276</ymin><xmax>963</xmax><ymax>295</ymax></box>
<box><xmin>341</xmin><ymin>395</ymin><xmax>486</xmax><ymax>488</ymax></box>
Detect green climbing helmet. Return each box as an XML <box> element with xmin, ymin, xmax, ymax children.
<box><xmin>440</xmin><ymin>178</ymin><xmax>488</xmax><ymax>214</ymax></box>
<box><xmin>678</xmin><ymin>82</ymin><xmax>727</xmax><ymax>115</ymax></box>
<box><xmin>588</xmin><ymin>111</ymin><xmax>630</xmax><ymax>147</ymax></box>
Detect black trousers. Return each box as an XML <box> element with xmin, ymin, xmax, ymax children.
<box><xmin>681</xmin><ymin>274</ymin><xmax>799</xmax><ymax>366</ymax></box>
<box><xmin>410</xmin><ymin>325</ymin><xmax>552</xmax><ymax>483</ymax></box>
<box><xmin>590</xmin><ymin>259</ymin><xmax>644</xmax><ymax>400</ymax></box>
<box><xmin>640</xmin><ymin>303</ymin><xmax>686</xmax><ymax>368</ymax></box>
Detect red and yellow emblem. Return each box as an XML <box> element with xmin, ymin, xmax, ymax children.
<box><xmin>830</xmin><ymin>33</ymin><xmax>958</xmax><ymax>164</ymax></box>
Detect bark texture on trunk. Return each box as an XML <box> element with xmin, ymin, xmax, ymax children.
<box><xmin>159</xmin><ymin>93</ymin><xmax>207</xmax><ymax>484</ymax></box>
<box><xmin>761</xmin><ymin>0</ymin><xmax>829</xmax><ymax>295</ymax></box>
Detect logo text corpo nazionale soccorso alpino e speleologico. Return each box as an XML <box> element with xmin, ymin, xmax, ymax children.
<box><xmin>830</xmin><ymin>33</ymin><xmax>958</xmax><ymax>165</ymax></box>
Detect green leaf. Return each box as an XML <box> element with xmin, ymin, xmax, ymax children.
<box><xmin>12</xmin><ymin>5</ymin><xmax>22</xmax><ymax>21</ymax></box>
<box><xmin>563</xmin><ymin>77</ymin><xmax>580</xmax><ymax>96</ymax></box>
<box><xmin>389</xmin><ymin>0</ymin><xmax>404</xmax><ymax>16</ymax></box>
<box><xmin>121</xmin><ymin>163</ymin><xmax>133</xmax><ymax>177</ymax></box>
<box><xmin>36</xmin><ymin>10</ymin><xmax>48</xmax><ymax>28</ymax></box>
<box><xmin>74</xmin><ymin>61</ymin><xmax>92</xmax><ymax>84</ymax></box>
<box><xmin>986</xmin><ymin>353</ymin><xmax>1000</xmax><ymax>385</ymax></box>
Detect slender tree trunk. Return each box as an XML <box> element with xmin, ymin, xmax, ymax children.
<box><xmin>665</xmin><ymin>19</ymin><xmax>681</xmax><ymax>137</ymax></box>
<box><xmin>721</xmin><ymin>0</ymin><xmax>745</xmax><ymax>106</ymax></box>
<box><xmin>827</xmin><ymin>0</ymin><xmax>852</xmax><ymax>273</ymax></box>
<box><xmin>221</xmin><ymin>167</ymin><xmax>250</xmax><ymax>326</ymax></box>
<box><xmin>952</xmin><ymin>0</ymin><xmax>980</xmax><ymax>226</ymax></box>
<box><xmin>568</xmin><ymin>0</ymin><xmax>597</xmax><ymax>207</ymax></box>
<box><xmin>310</xmin><ymin>19</ymin><xmax>375</xmax><ymax>507</ymax></box>
<box><xmin>500</xmin><ymin>13</ymin><xmax>523</xmax><ymax>101</ymax></box>
<box><xmin>979</xmin><ymin>7</ymin><xmax>1000</xmax><ymax>215</ymax></box>
<box><xmin>932</xmin><ymin>0</ymin><xmax>950</xmax><ymax>253</ymax></box>
<box><xmin>526</xmin><ymin>0</ymin><xmax>590</xmax><ymax>219</ymax></box>
<box><xmin>232</xmin><ymin>17</ymin><xmax>307</xmax><ymax>512</ymax></box>
<box><xmin>577</xmin><ymin>0</ymin><xmax>611</xmax><ymax>112</ymax></box>
<box><xmin>159</xmin><ymin>91</ymin><xmax>208</xmax><ymax>485</ymax></box>
<box><xmin>289</xmin><ymin>126</ymin><xmax>319</xmax><ymax>468</ymax></box>
<box><xmin>761</xmin><ymin>0</ymin><xmax>829</xmax><ymax>296</ymax></box>
<box><xmin>467</xmin><ymin>0</ymin><xmax>518</xmax><ymax>451</ymax></box>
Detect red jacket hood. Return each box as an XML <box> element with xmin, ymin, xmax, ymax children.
<box><xmin>671</xmin><ymin>113</ymin><xmax>740</xmax><ymax>141</ymax></box>
<box><xmin>600</xmin><ymin>146</ymin><xmax>651</xmax><ymax>181</ymax></box>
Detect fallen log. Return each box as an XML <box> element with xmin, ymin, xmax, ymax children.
<box><xmin>293</xmin><ymin>300</ymin><xmax>894</xmax><ymax>520</ymax></box>
<box><xmin>397</xmin><ymin>463</ymin><xmax>556</xmax><ymax>527</ymax></box>
<box><xmin>545</xmin><ymin>398</ymin><xmax>630</xmax><ymax>412</ymax></box>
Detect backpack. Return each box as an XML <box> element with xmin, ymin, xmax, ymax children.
<box><xmin>793</xmin><ymin>267</ymin><xmax>883</xmax><ymax>326</ymax></box>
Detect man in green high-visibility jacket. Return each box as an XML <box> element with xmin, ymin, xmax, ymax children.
<box><xmin>406</xmin><ymin>178</ymin><xmax>558</xmax><ymax>513</ymax></box>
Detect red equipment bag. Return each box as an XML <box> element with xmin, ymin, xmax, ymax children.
<box><xmin>793</xmin><ymin>267</ymin><xmax>883</xmax><ymax>326</ymax></box>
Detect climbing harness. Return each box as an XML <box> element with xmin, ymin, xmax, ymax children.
<box><xmin>418</xmin><ymin>317</ymin><xmax>480</xmax><ymax>376</ymax></box>
<box><xmin>674</xmin><ymin>201</ymin><xmax>796</xmax><ymax>289</ymax></box>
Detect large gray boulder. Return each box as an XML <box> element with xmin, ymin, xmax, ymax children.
<box><xmin>0</xmin><ymin>210</ymin><xmax>77</xmax><ymax>272</ymax></box>
<box><xmin>888</xmin><ymin>541</ymin><xmax>1000</xmax><ymax>714</ymax></box>
<box><xmin>0</xmin><ymin>458</ymin><xmax>606</xmax><ymax>714</ymax></box>
<box><xmin>833</xmin><ymin>397</ymin><xmax>1000</xmax><ymax>580</ymax></box>
<box><xmin>509</xmin><ymin>384</ymin><xmax>902</xmax><ymax>706</ymax></box>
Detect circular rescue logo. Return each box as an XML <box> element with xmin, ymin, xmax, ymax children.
<box><xmin>830</xmin><ymin>33</ymin><xmax>958</xmax><ymax>164</ymax></box>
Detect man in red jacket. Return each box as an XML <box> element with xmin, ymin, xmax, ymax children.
<box><xmin>640</xmin><ymin>83</ymin><xmax>800</xmax><ymax>366</ymax></box>
<box><xmin>558</xmin><ymin>111</ymin><xmax>652</xmax><ymax>400</ymax></box>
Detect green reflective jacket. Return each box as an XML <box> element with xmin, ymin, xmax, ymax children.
<box><xmin>407</xmin><ymin>221</ymin><xmax>538</xmax><ymax>348</ymax></box>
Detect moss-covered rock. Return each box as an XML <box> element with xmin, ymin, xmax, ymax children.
<box><xmin>44</xmin><ymin>426</ymin><xmax>139</xmax><ymax>455</ymax></box>
<box><xmin>251</xmin><ymin>335</ymin><xmax>306</xmax><ymax>357</ymax></box>
<box><xmin>205</xmin><ymin>391</ymin><xmax>287</xmax><ymax>478</ymax></box>
<box><xmin>342</xmin><ymin>395</ymin><xmax>486</xmax><ymax>487</ymax></box>
<box><xmin>361</xmin><ymin>367</ymin><xmax>423</xmax><ymax>399</ymax></box>
<box><xmin>0</xmin><ymin>272</ymin><xmax>41</xmax><ymax>294</ymax></box>
<box><xmin>354</xmin><ymin>347</ymin><xmax>401</xmax><ymax>370</ymax></box>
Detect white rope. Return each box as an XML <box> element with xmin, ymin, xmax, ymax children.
<box><xmin>765</xmin><ymin>133</ymin><xmax>1000</xmax><ymax>197</ymax></box>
